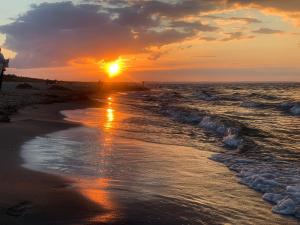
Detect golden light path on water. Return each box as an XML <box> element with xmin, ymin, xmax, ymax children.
<box><xmin>105</xmin><ymin>97</ymin><xmax>115</xmax><ymax>130</ymax></box>
<box><xmin>76</xmin><ymin>96</ymin><xmax>119</xmax><ymax>223</ymax></box>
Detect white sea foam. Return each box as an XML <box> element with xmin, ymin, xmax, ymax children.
<box><xmin>280</xmin><ymin>102</ymin><xmax>300</xmax><ymax>116</ymax></box>
<box><xmin>290</xmin><ymin>104</ymin><xmax>300</xmax><ymax>115</ymax></box>
<box><xmin>200</xmin><ymin>116</ymin><xmax>229</xmax><ymax>135</ymax></box>
<box><xmin>272</xmin><ymin>198</ymin><xmax>296</xmax><ymax>215</ymax></box>
<box><xmin>223</xmin><ymin>134</ymin><xmax>243</xmax><ymax>149</ymax></box>
<box><xmin>135</xmin><ymin>84</ymin><xmax>300</xmax><ymax>219</ymax></box>
<box><xmin>163</xmin><ymin>107</ymin><xmax>245</xmax><ymax>150</ymax></box>
<box><xmin>210</xmin><ymin>153</ymin><xmax>300</xmax><ymax>218</ymax></box>
<box><xmin>263</xmin><ymin>193</ymin><xmax>284</xmax><ymax>204</ymax></box>
<box><xmin>199</xmin><ymin>116</ymin><xmax>242</xmax><ymax>149</ymax></box>
<box><xmin>200</xmin><ymin>116</ymin><xmax>222</xmax><ymax>132</ymax></box>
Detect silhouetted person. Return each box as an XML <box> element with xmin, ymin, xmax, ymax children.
<box><xmin>0</xmin><ymin>48</ymin><xmax>8</xmax><ymax>90</ymax></box>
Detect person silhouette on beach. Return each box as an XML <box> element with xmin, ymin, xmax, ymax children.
<box><xmin>0</xmin><ymin>48</ymin><xmax>5</xmax><ymax>68</ymax></box>
<box><xmin>0</xmin><ymin>48</ymin><xmax>8</xmax><ymax>90</ymax></box>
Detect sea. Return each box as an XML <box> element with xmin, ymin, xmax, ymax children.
<box><xmin>21</xmin><ymin>83</ymin><xmax>300</xmax><ymax>224</ymax></box>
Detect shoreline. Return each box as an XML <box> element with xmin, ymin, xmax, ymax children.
<box><xmin>8</xmin><ymin>93</ymin><xmax>299</xmax><ymax>224</ymax></box>
<box><xmin>43</xmin><ymin>103</ymin><xmax>299</xmax><ymax>225</ymax></box>
<box><xmin>0</xmin><ymin>100</ymin><xmax>105</xmax><ymax>225</ymax></box>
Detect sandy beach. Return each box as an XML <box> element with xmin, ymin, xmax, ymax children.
<box><xmin>0</xmin><ymin>80</ymin><xmax>129</xmax><ymax>224</ymax></box>
<box><xmin>0</xmin><ymin>101</ymin><xmax>109</xmax><ymax>224</ymax></box>
<box><xmin>0</xmin><ymin>80</ymin><xmax>299</xmax><ymax>224</ymax></box>
<box><xmin>0</xmin><ymin>77</ymin><xmax>152</xmax><ymax>224</ymax></box>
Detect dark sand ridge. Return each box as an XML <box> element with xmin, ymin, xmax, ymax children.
<box><xmin>0</xmin><ymin>101</ymin><xmax>107</xmax><ymax>225</ymax></box>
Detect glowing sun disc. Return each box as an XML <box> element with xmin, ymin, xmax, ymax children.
<box><xmin>108</xmin><ymin>63</ymin><xmax>120</xmax><ymax>77</ymax></box>
<box><xmin>104</xmin><ymin>59</ymin><xmax>124</xmax><ymax>78</ymax></box>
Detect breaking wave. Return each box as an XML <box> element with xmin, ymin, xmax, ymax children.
<box><xmin>211</xmin><ymin>153</ymin><xmax>300</xmax><ymax>218</ymax></box>
<box><xmin>280</xmin><ymin>102</ymin><xmax>300</xmax><ymax>116</ymax></box>
<box><xmin>124</xmin><ymin>83</ymin><xmax>300</xmax><ymax>219</ymax></box>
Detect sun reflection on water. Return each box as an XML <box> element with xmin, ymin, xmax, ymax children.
<box><xmin>65</xmin><ymin>96</ymin><xmax>121</xmax><ymax>223</ymax></box>
<box><xmin>79</xmin><ymin>178</ymin><xmax>118</xmax><ymax>223</ymax></box>
<box><xmin>105</xmin><ymin>97</ymin><xmax>115</xmax><ymax>130</ymax></box>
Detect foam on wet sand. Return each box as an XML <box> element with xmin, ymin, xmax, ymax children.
<box><xmin>211</xmin><ymin>153</ymin><xmax>300</xmax><ymax>218</ymax></box>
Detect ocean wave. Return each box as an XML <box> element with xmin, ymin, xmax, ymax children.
<box><xmin>248</xmin><ymin>92</ymin><xmax>279</xmax><ymax>100</ymax></box>
<box><xmin>240</xmin><ymin>101</ymin><xmax>300</xmax><ymax>116</ymax></box>
<box><xmin>129</xmin><ymin>89</ymin><xmax>273</xmax><ymax>149</ymax></box>
<box><xmin>240</xmin><ymin>100</ymin><xmax>300</xmax><ymax>115</ymax></box>
<box><xmin>211</xmin><ymin>153</ymin><xmax>300</xmax><ymax>218</ymax></box>
<box><xmin>155</xmin><ymin>105</ymin><xmax>262</xmax><ymax>150</ymax></box>
<box><xmin>126</xmin><ymin>84</ymin><xmax>300</xmax><ymax>220</ymax></box>
<box><xmin>135</xmin><ymin>91</ymin><xmax>185</xmax><ymax>105</ymax></box>
<box><xmin>279</xmin><ymin>102</ymin><xmax>300</xmax><ymax>116</ymax></box>
<box><xmin>223</xmin><ymin>133</ymin><xmax>243</xmax><ymax>149</ymax></box>
<box><xmin>162</xmin><ymin>106</ymin><xmax>203</xmax><ymax>124</ymax></box>
<box><xmin>199</xmin><ymin>116</ymin><xmax>243</xmax><ymax>149</ymax></box>
<box><xmin>290</xmin><ymin>105</ymin><xmax>300</xmax><ymax>116</ymax></box>
<box><xmin>191</xmin><ymin>91</ymin><xmax>218</xmax><ymax>101</ymax></box>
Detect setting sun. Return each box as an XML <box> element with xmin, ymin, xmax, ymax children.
<box><xmin>107</xmin><ymin>63</ymin><xmax>120</xmax><ymax>77</ymax></box>
<box><xmin>104</xmin><ymin>58</ymin><xmax>124</xmax><ymax>78</ymax></box>
<box><xmin>1</xmin><ymin>1</ymin><xmax>300</xmax><ymax>225</ymax></box>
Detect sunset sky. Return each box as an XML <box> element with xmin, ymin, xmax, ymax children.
<box><xmin>0</xmin><ymin>0</ymin><xmax>299</xmax><ymax>82</ymax></box>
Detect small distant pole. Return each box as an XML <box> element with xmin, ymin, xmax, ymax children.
<box><xmin>98</xmin><ymin>80</ymin><xmax>103</xmax><ymax>90</ymax></box>
<box><xmin>142</xmin><ymin>81</ymin><xmax>145</xmax><ymax>87</ymax></box>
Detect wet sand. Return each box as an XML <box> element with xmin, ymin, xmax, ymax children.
<box><xmin>0</xmin><ymin>102</ymin><xmax>104</xmax><ymax>225</ymax></box>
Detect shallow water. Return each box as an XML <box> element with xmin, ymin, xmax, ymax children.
<box><xmin>21</xmin><ymin>83</ymin><xmax>300</xmax><ymax>224</ymax></box>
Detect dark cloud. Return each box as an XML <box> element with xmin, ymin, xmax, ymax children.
<box><xmin>221</xmin><ymin>32</ymin><xmax>255</xmax><ymax>41</ymax></box>
<box><xmin>170</xmin><ymin>21</ymin><xmax>218</xmax><ymax>32</ymax></box>
<box><xmin>1</xmin><ymin>0</ymin><xmax>296</xmax><ymax>68</ymax></box>
<box><xmin>0</xmin><ymin>1</ymin><xmax>219</xmax><ymax>68</ymax></box>
<box><xmin>1</xmin><ymin>2</ymin><xmax>135</xmax><ymax>67</ymax></box>
<box><xmin>253</xmin><ymin>28</ymin><xmax>284</xmax><ymax>34</ymax></box>
<box><xmin>99</xmin><ymin>0</ymin><xmax>221</xmax><ymax>19</ymax></box>
<box><xmin>0</xmin><ymin>1</ymin><xmax>217</xmax><ymax>67</ymax></box>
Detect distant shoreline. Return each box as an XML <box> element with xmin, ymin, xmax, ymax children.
<box><xmin>0</xmin><ymin>79</ymin><xmax>148</xmax><ymax>119</ymax></box>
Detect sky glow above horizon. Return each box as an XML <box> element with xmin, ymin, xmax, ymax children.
<box><xmin>0</xmin><ymin>0</ymin><xmax>299</xmax><ymax>82</ymax></box>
